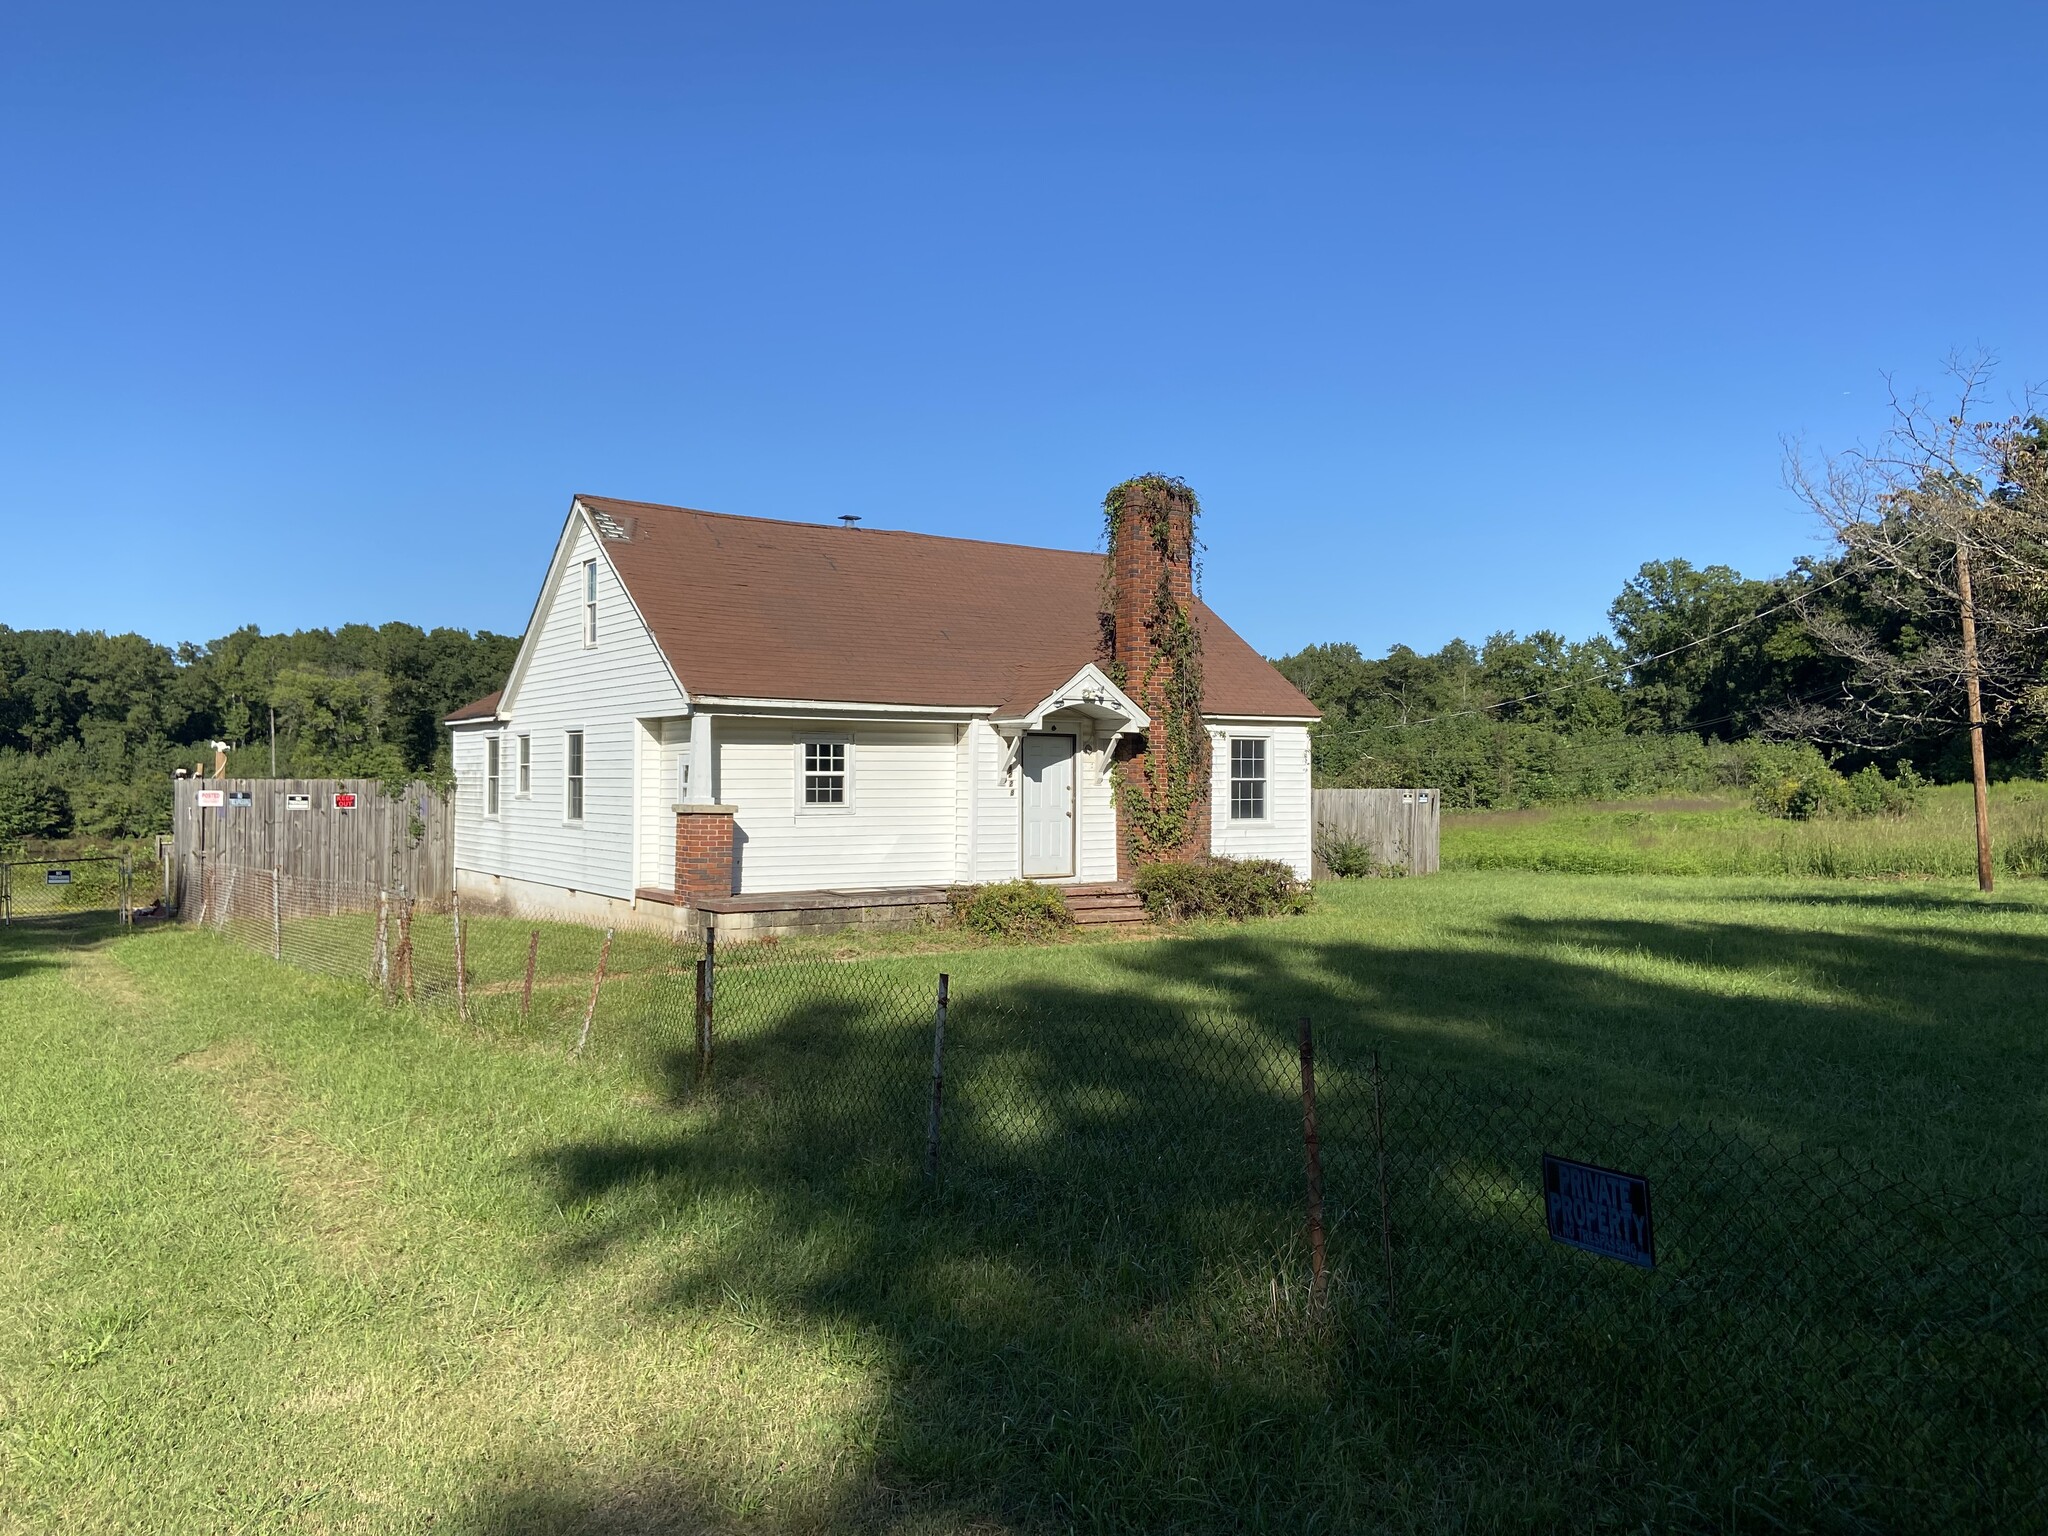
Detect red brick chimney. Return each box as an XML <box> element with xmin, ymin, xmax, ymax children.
<box><xmin>1104</xmin><ymin>475</ymin><xmax>1211</xmax><ymax>875</ymax></box>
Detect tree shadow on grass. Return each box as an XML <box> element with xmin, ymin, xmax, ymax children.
<box><xmin>470</xmin><ymin>911</ymin><xmax>2048</xmax><ymax>1534</ymax></box>
<box><xmin>0</xmin><ymin>912</ymin><xmax>130</xmax><ymax>982</ymax></box>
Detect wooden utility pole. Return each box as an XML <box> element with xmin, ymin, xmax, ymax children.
<box><xmin>1956</xmin><ymin>543</ymin><xmax>1995</xmax><ymax>893</ymax></box>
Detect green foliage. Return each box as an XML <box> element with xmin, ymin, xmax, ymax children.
<box><xmin>1315</xmin><ymin>835</ymin><xmax>1400</xmax><ymax>879</ymax></box>
<box><xmin>2001</xmin><ymin>808</ymin><xmax>2048</xmax><ymax>877</ymax></box>
<box><xmin>1133</xmin><ymin>857</ymin><xmax>1310</xmax><ymax>921</ymax></box>
<box><xmin>1445</xmin><ymin>780</ymin><xmax>2039</xmax><ymax>878</ymax></box>
<box><xmin>1608</xmin><ymin>558</ymin><xmax>1822</xmax><ymax>737</ymax></box>
<box><xmin>1103</xmin><ymin>476</ymin><xmax>1209</xmax><ymax>862</ymax></box>
<box><xmin>0</xmin><ymin>751</ymin><xmax>72</xmax><ymax>845</ymax></box>
<box><xmin>947</xmin><ymin>881</ymin><xmax>1075</xmax><ymax>938</ymax></box>
<box><xmin>1746</xmin><ymin>744</ymin><xmax>1922</xmax><ymax>820</ymax></box>
<box><xmin>0</xmin><ymin>621</ymin><xmax>515</xmax><ymax>839</ymax></box>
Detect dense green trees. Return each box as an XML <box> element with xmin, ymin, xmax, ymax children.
<box><xmin>1277</xmin><ymin>551</ymin><xmax>2046</xmax><ymax>810</ymax></box>
<box><xmin>0</xmin><ymin>623</ymin><xmax>516</xmax><ymax>843</ymax></box>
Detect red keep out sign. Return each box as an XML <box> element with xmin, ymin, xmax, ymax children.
<box><xmin>332</xmin><ymin>792</ymin><xmax>359</xmax><ymax>811</ymax></box>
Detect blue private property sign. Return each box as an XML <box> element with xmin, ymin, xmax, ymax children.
<box><xmin>1543</xmin><ymin>1154</ymin><xmax>1656</xmax><ymax>1268</ymax></box>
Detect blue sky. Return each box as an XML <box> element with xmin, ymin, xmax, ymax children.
<box><xmin>4</xmin><ymin>2</ymin><xmax>2043</xmax><ymax>660</ymax></box>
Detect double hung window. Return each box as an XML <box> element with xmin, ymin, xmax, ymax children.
<box><xmin>1229</xmin><ymin>738</ymin><xmax>1267</xmax><ymax>821</ymax></box>
<box><xmin>565</xmin><ymin>730</ymin><xmax>585</xmax><ymax>821</ymax></box>
<box><xmin>801</xmin><ymin>740</ymin><xmax>847</xmax><ymax>806</ymax></box>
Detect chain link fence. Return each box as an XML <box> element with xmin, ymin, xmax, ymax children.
<box><xmin>1</xmin><ymin>854</ymin><xmax>135</xmax><ymax>923</ymax></box>
<box><xmin>177</xmin><ymin>863</ymin><xmax>2046</xmax><ymax>1523</ymax></box>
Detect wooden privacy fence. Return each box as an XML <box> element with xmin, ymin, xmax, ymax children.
<box><xmin>1311</xmin><ymin>788</ymin><xmax>1441</xmax><ymax>878</ymax></box>
<box><xmin>170</xmin><ymin>777</ymin><xmax>451</xmax><ymax>914</ymax></box>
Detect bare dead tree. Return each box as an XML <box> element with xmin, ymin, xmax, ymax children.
<box><xmin>1781</xmin><ymin>354</ymin><xmax>2048</xmax><ymax>890</ymax></box>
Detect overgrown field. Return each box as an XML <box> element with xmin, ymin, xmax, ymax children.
<box><xmin>2</xmin><ymin>875</ymin><xmax>2043</xmax><ymax>1532</ymax></box>
<box><xmin>1444</xmin><ymin>778</ymin><xmax>2048</xmax><ymax>878</ymax></box>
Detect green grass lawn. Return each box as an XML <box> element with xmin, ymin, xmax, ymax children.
<box><xmin>3</xmin><ymin>876</ymin><xmax>2043</xmax><ymax>1532</ymax></box>
<box><xmin>1444</xmin><ymin>778</ymin><xmax>2048</xmax><ymax>877</ymax></box>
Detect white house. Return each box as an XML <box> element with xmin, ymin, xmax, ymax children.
<box><xmin>446</xmin><ymin>494</ymin><xmax>1318</xmax><ymax>935</ymax></box>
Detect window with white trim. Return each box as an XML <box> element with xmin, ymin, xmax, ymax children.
<box><xmin>485</xmin><ymin>735</ymin><xmax>501</xmax><ymax>817</ymax></box>
<box><xmin>581</xmin><ymin>560</ymin><xmax>598</xmax><ymax>646</ymax></box>
<box><xmin>516</xmin><ymin>734</ymin><xmax>531</xmax><ymax>796</ymax></box>
<box><xmin>565</xmin><ymin>730</ymin><xmax>585</xmax><ymax>821</ymax></box>
<box><xmin>1229</xmin><ymin>738</ymin><xmax>1267</xmax><ymax>820</ymax></box>
<box><xmin>801</xmin><ymin>739</ymin><xmax>847</xmax><ymax>806</ymax></box>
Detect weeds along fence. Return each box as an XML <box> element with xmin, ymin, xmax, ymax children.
<box><xmin>182</xmin><ymin>866</ymin><xmax>2045</xmax><ymax>1524</ymax></box>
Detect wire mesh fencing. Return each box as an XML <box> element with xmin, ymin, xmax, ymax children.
<box><xmin>1318</xmin><ymin>1062</ymin><xmax>2047</xmax><ymax>1524</ymax></box>
<box><xmin>182</xmin><ymin>858</ymin><xmax>700</xmax><ymax>1056</ymax></box>
<box><xmin>1</xmin><ymin>854</ymin><xmax>135</xmax><ymax>923</ymax></box>
<box><xmin>175</xmin><ymin>867</ymin><xmax>2045</xmax><ymax>1521</ymax></box>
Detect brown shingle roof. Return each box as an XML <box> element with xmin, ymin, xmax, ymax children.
<box><xmin>445</xmin><ymin>689</ymin><xmax>502</xmax><ymax>724</ymax></box>
<box><xmin>577</xmin><ymin>495</ymin><xmax>1317</xmax><ymax>720</ymax></box>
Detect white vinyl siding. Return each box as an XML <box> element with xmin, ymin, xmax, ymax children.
<box><xmin>451</xmin><ymin>519</ymin><xmax>686</xmax><ymax>902</ymax></box>
<box><xmin>1209</xmin><ymin>722</ymin><xmax>1312</xmax><ymax>877</ymax></box>
<box><xmin>721</xmin><ymin>719</ymin><xmax>958</xmax><ymax>893</ymax></box>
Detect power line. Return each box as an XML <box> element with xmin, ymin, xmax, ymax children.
<box><xmin>1305</xmin><ymin>569</ymin><xmax>1853</xmax><ymax>751</ymax></box>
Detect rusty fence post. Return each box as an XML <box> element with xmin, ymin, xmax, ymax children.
<box><xmin>1371</xmin><ymin>1049</ymin><xmax>1397</xmax><ymax>1327</ymax></box>
<box><xmin>452</xmin><ymin>891</ymin><xmax>469</xmax><ymax>1025</ymax></box>
<box><xmin>703</xmin><ymin>925</ymin><xmax>716</xmax><ymax>1042</ymax></box>
<box><xmin>694</xmin><ymin>956</ymin><xmax>712</xmax><ymax>1082</ymax></box>
<box><xmin>925</xmin><ymin>973</ymin><xmax>950</xmax><ymax>1182</ymax></box>
<box><xmin>520</xmin><ymin>929</ymin><xmax>540</xmax><ymax>1024</ymax></box>
<box><xmin>1298</xmin><ymin>1015</ymin><xmax>1329</xmax><ymax>1312</ymax></box>
<box><xmin>397</xmin><ymin>898</ymin><xmax>416</xmax><ymax>1005</ymax></box>
<box><xmin>575</xmin><ymin>927</ymin><xmax>613</xmax><ymax>1055</ymax></box>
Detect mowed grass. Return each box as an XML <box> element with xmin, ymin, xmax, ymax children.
<box><xmin>3</xmin><ymin>874</ymin><xmax>2045</xmax><ymax>1532</ymax></box>
<box><xmin>1444</xmin><ymin>778</ymin><xmax>2048</xmax><ymax>878</ymax></box>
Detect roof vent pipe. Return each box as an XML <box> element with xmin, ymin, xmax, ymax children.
<box><xmin>838</xmin><ymin>514</ymin><xmax>862</xmax><ymax>529</ymax></box>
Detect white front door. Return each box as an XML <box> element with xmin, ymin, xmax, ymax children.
<box><xmin>1020</xmin><ymin>732</ymin><xmax>1076</xmax><ymax>878</ymax></box>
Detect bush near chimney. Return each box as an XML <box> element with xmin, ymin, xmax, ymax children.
<box><xmin>1133</xmin><ymin>857</ymin><xmax>1311</xmax><ymax>922</ymax></box>
<box><xmin>947</xmin><ymin>880</ymin><xmax>1077</xmax><ymax>938</ymax></box>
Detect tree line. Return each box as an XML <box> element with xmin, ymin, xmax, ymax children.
<box><xmin>1279</xmin><ymin>374</ymin><xmax>2048</xmax><ymax>810</ymax></box>
<box><xmin>0</xmin><ymin>623</ymin><xmax>517</xmax><ymax>843</ymax></box>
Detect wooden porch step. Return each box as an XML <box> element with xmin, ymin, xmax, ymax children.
<box><xmin>1061</xmin><ymin>882</ymin><xmax>1150</xmax><ymax>926</ymax></box>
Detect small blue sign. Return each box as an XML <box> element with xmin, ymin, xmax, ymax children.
<box><xmin>1543</xmin><ymin>1153</ymin><xmax>1655</xmax><ymax>1269</ymax></box>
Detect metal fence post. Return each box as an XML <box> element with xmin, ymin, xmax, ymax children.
<box><xmin>1299</xmin><ymin>1016</ymin><xmax>1328</xmax><ymax>1311</ymax></box>
<box><xmin>925</xmin><ymin>972</ymin><xmax>950</xmax><ymax>1182</ymax></box>
<box><xmin>397</xmin><ymin>897</ymin><xmax>416</xmax><ymax>1004</ymax></box>
<box><xmin>121</xmin><ymin>852</ymin><xmax>133</xmax><ymax>925</ymax></box>
<box><xmin>1371</xmin><ymin>1049</ymin><xmax>1397</xmax><ymax>1327</ymax></box>
<box><xmin>575</xmin><ymin>928</ymin><xmax>613</xmax><ymax>1055</ymax></box>
<box><xmin>520</xmin><ymin>929</ymin><xmax>539</xmax><ymax>1023</ymax></box>
<box><xmin>270</xmin><ymin>869</ymin><xmax>282</xmax><ymax>960</ymax></box>
<box><xmin>694</xmin><ymin>956</ymin><xmax>712</xmax><ymax>1081</ymax></box>
<box><xmin>452</xmin><ymin>891</ymin><xmax>468</xmax><ymax>1025</ymax></box>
